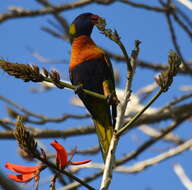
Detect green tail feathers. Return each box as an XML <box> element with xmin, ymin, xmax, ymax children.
<box><xmin>93</xmin><ymin>117</ymin><xmax>113</xmax><ymax>161</ymax></box>
<box><xmin>90</xmin><ymin>100</ymin><xmax>113</xmax><ymax>161</ymax></box>
<box><xmin>78</xmin><ymin>95</ymin><xmax>114</xmax><ymax>162</ymax></box>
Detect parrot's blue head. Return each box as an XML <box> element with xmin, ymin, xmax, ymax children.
<box><xmin>69</xmin><ymin>13</ymin><xmax>99</xmax><ymax>42</ymax></box>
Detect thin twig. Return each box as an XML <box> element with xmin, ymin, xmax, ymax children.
<box><xmin>126</xmin><ymin>138</ymin><xmax>192</xmax><ymax>173</ymax></box>
<box><xmin>158</xmin><ymin>92</ymin><xmax>192</xmax><ymax>112</ymax></box>
<box><xmin>139</xmin><ymin>125</ymin><xmax>184</xmax><ymax>145</ymax></box>
<box><xmin>60</xmin><ymin>171</ymin><xmax>103</xmax><ymax>190</ymax></box>
<box><xmin>176</xmin><ymin>0</ymin><xmax>192</xmax><ymax>10</ymax></box>
<box><xmin>106</xmin><ymin>49</ymin><xmax>192</xmax><ymax>75</ymax></box>
<box><xmin>76</xmin><ymin>146</ymin><xmax>100</xmax><ymax>155</ymax></box>
<box><xmin>172</xmin><ymin>12</ymin><xmax>192</xmax><ymax>39</ymax></box>
<box><xmin>176</xmin><ymin>7</ymin><xmax>192</xmax><ymax>29</ymax></box>
<box><xmin>173</xmin><ymin>163</ymin><xmax>192</xmax><ymax>190</ymax></box>
<box><xmin>0</xmin><ymin>126</ymin><xmax>95</xmax><ymax>139</ymax></box>
<box><xmin>0</xmin><ymin>95</ymin><xmax>90</xmax><ymax>124</ymax></box>
<box><xmin>82</xmin><ymin>138</ymin><xmax>192</xmax><ymax>174</ymax></box>
<box><xmin>119</xmin><ymin>0</ymin><xmax>167</xmax><ymax>12</ymax></box>
<box><xmin>165</xmin><ymin>10</ymin><xmax>192</xmax><ymax>73</ymax></box>
<box><xmin>116</xmin><ymin>118</ymin><xmax>188</xmax><ymax>165</ymax></box>
<box><xmin>116</xmin><ymin>89</ymin><xmax>163</xmax><ymax>136</ymax></box>
<box><xmin>37</xmin><ymin>0</ymin><xmax>70</xmax><ymax>38</ymax></box>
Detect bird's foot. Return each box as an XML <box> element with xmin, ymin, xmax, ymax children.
<box><xmin>107</xmin><ymin>91</ymin><xmax>119</xmax><ymax>105</ymax></box>
<box><xmin>74</xmin><ymin>84</ymin><xmax>84</xmax><ymax>94</ymax></box>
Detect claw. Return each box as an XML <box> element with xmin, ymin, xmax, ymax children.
<box><xmin>74</xmin><ymin>84</ymin><xmax>84</xmax><ymax>94</ymax></box>
<box><xmin>106</xmin><ymin>91</ymin><xmax>119</xmax><ymax>105</ymax></box>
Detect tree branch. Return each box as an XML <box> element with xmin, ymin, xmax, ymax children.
<box><xmin>0</xmin><ymin>0</ymin><xmax>168</xmax><ymax>24</ymax></box>
<box><xmin>173</xmin><ymin>163</ymin><xmax>192</xmax><ymax>190</ymax></box>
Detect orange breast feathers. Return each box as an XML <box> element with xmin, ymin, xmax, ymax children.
<box><xmin>70</xmin><ymin>35</ymin><xmax>104</xmax><ymax>70</ymax></box>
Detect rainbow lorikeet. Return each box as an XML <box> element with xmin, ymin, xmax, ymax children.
<box><xmin>69</xmin><ymin>13</ymin><xmax>117</xmax><ymax>161</ymax></box>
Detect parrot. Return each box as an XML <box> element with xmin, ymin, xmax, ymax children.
<box><xmin>69</xmin><ymin>13</ymin><xmax>117</xmax><ymax>161</ymax></box>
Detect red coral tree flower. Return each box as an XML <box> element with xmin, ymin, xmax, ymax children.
<box><xmin>50</xmin><ymin>140</ymin><xmax>91</xmax><ymax>170</ymax></box>
<box><xmin>5</xmin><ymin>162</ymin><xmax>44</xmax><ymax>190</ymax></box>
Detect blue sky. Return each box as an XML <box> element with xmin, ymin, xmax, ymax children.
<box><xmin>0</xmin><ymin>1</ymin><xmax>192</xmax><ymax>190</ymax></box>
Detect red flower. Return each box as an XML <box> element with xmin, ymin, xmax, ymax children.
<box><xmin>50</xmin><ymin>140</ymin><xmax>91</xmax><ymax>169</ymax></box>
<box><xmin>5</xmin><ymin>162</ymin><xmax>43</xmax><ymax>190</ymax></box>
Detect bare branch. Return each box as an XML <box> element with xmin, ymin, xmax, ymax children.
<box><xmin>0</xmin><ymin>95</ymin><xmax>90</xmax><ymax>124</ymax></box>
<box><xmin>117</xmin><ymin>117</ymin><xmax>188</xmax><ymax>165</ymax></box>
<box><xmin>176</xmin><ymin>0</ymin><xmax>192</xmax><ymax>10</ymax></box>
<box><xmin>165</xmin><ymin>7</ymin><xmax>192</xmax><ymax>72</ymax></box>
<box><xmin>173</xmin><ymin>163</ymin><xmax>192</xmax><ymax>190</ymax></box>
<box><xmin>0</xmin><ymin>126</ymin><xmax>95</xmax><ymax>139</ymax></box>
<box><xmin>139</xmin><ymin>125</ymin><xmax>184</xmax><ymax>145</ymax></box>
<box><xmin>176</xmin><ymin>7</ymin><xmax>192</xmax><ymax>29</ymax></box>
<box><xmin>106</xmin><ymin>49</ymin><xmax>191</xmax><ymax>75</ymax></box>
<box><xmin>127</xmin><ymin>138</ymin><xmax>192</xmax><ymax>173</ymax></box>
<box><xmin>61</xmin><ymin>171</ymin><xmax>103</xmax><ymax>190</ymax></box>
<box><xmin>172</xmin><ymin>12</ymin><xmax>192</xmax><ymax>40</ymax></box>
<box><xmin>0</xmin><ymin>0</ymin><xmax>169</xmax><ymax>24</ymax></box>
<box><xmin>80</xmin><ymin>138</ymin><xmax>192</xmax><ymax>174</ymax></box>
<box><xmin>37</xmin><ymin>0</ymin><xmax>70</xmax><ymax>38</ymax></box>
<box><xmin>119</xmin><ymin>0</ymin><xmax>167</xmax><ymax>12</ymax></box>
<box><xmin>0</xmin><ymin>0</ymin><xmax>92</xmax><ymax>23</ymax></box>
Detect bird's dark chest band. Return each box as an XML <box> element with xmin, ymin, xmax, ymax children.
<box><xmin>70</xmin><ymin>58</ymin><xmax>111</xmax><ymax>93</ymax></box>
